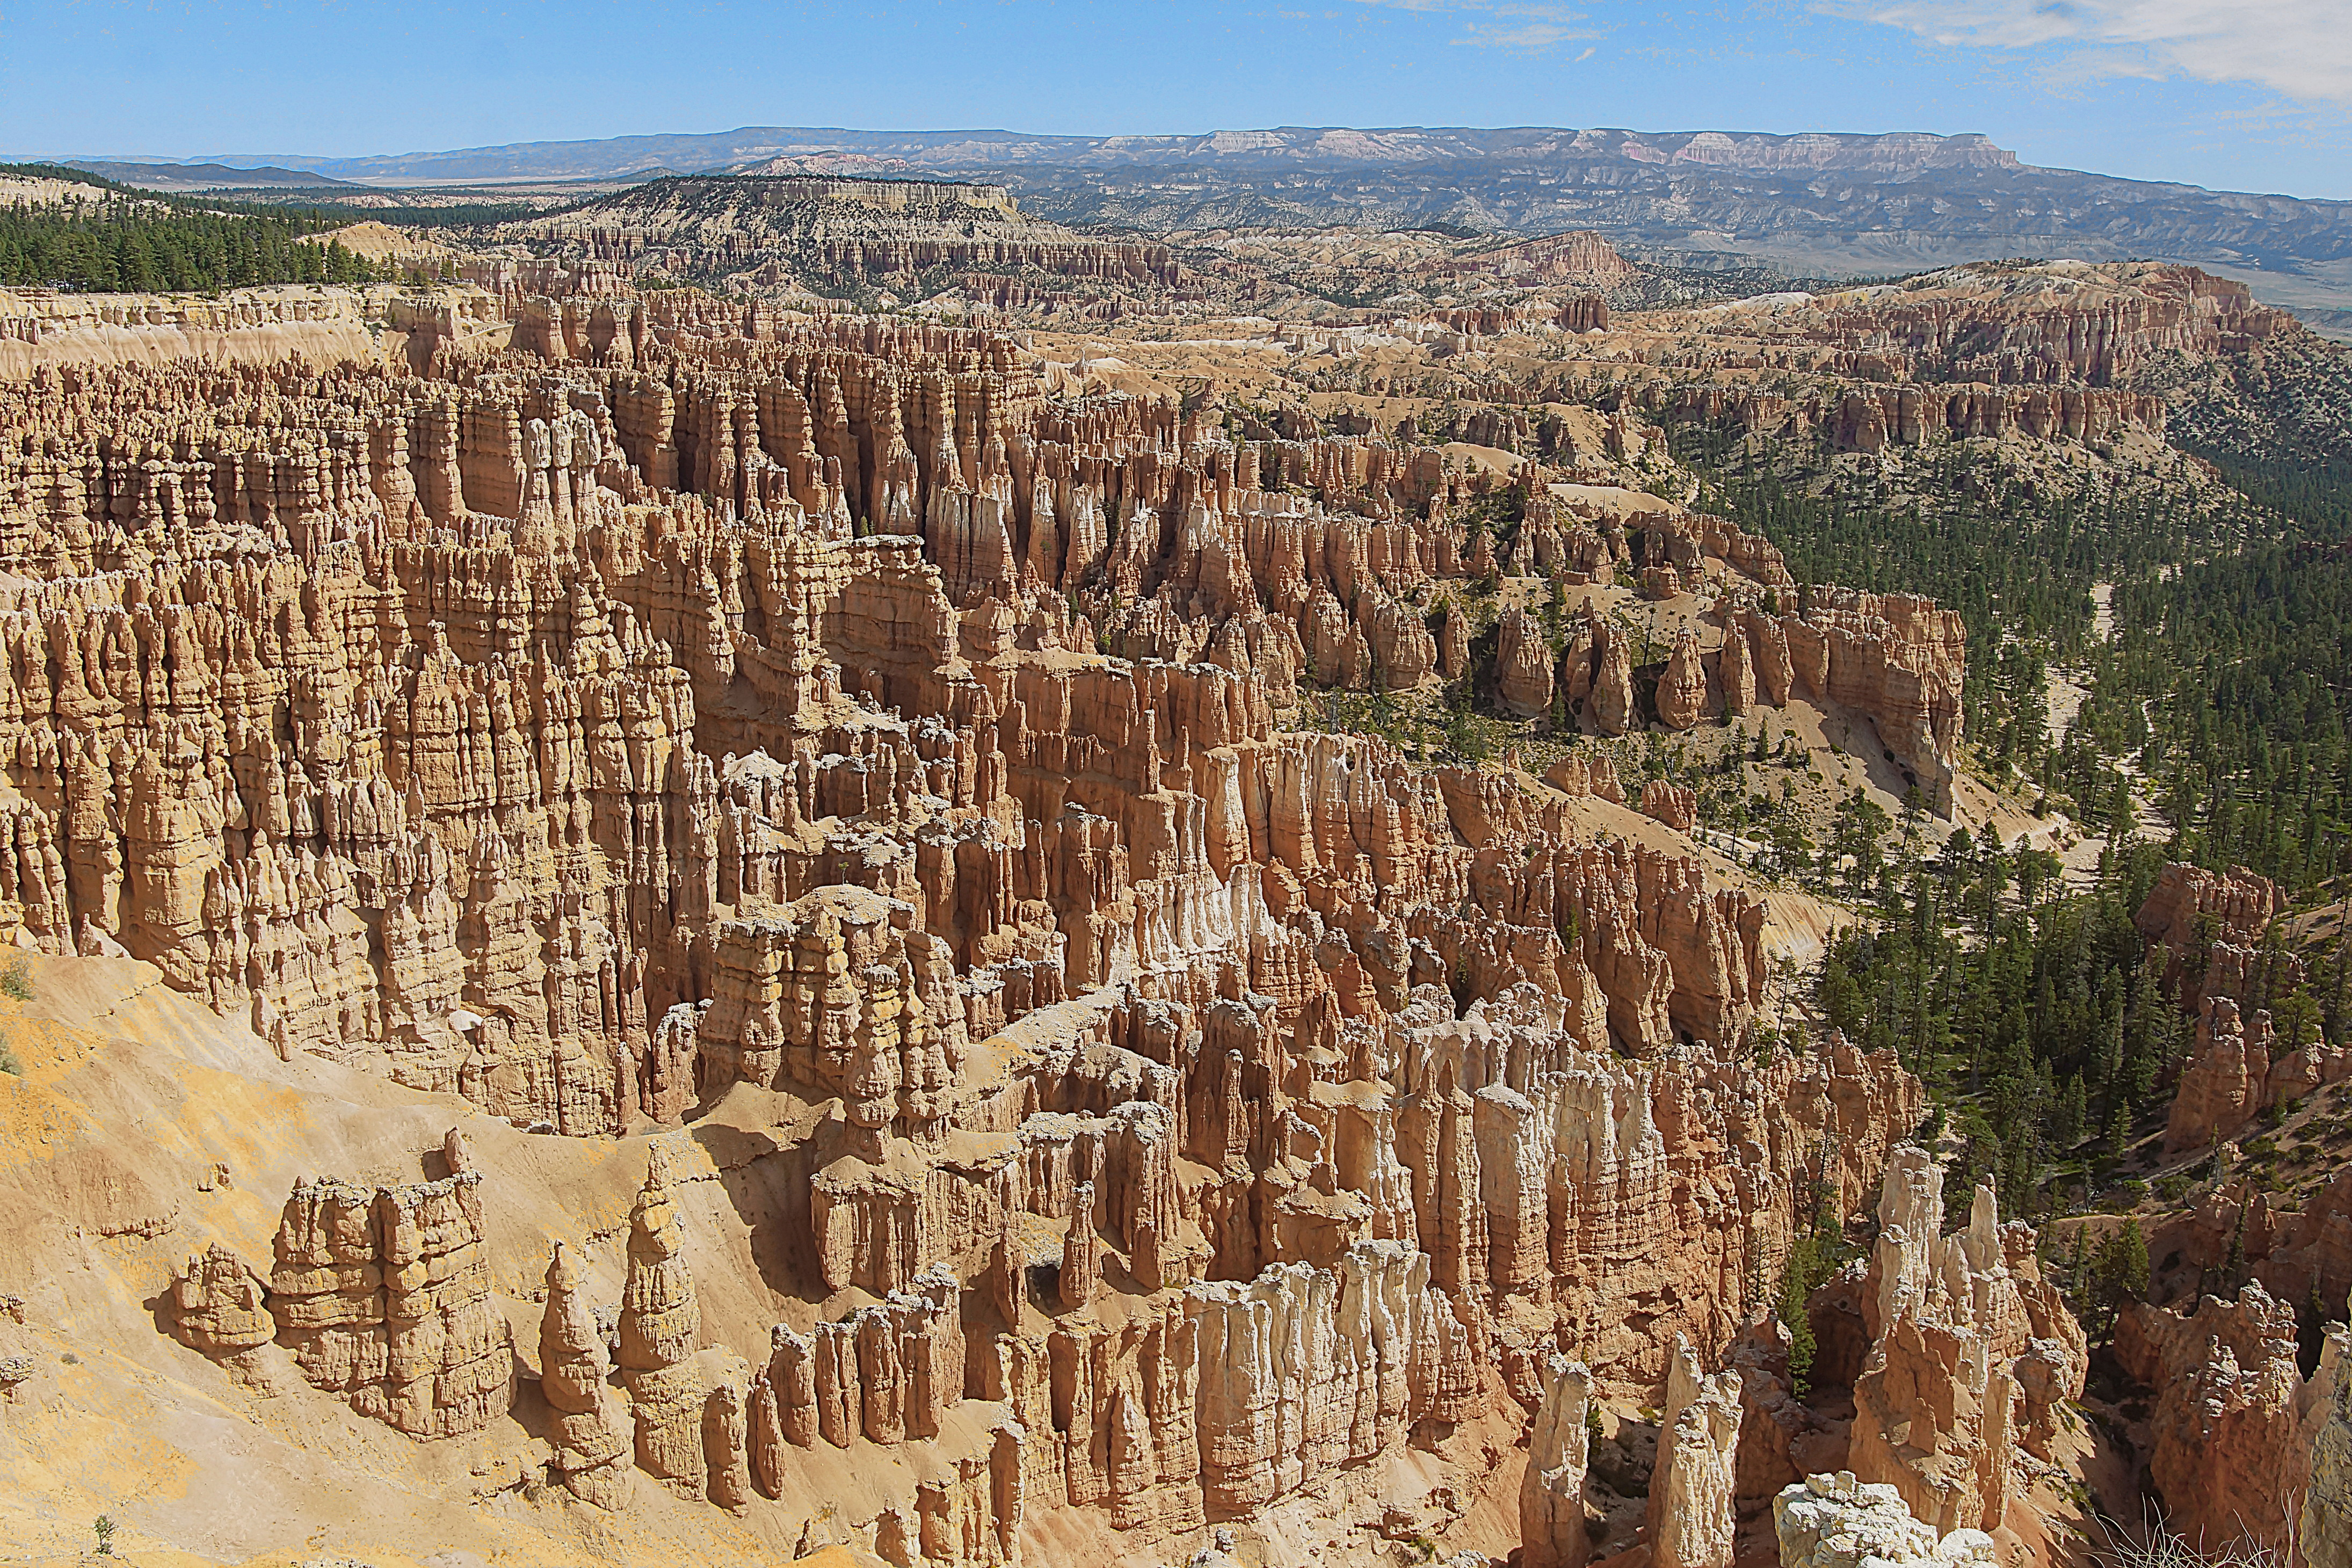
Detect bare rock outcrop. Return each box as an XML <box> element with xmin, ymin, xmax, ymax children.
<box><xmin>2135</xmin><ymin>862</ymin><xmax>2289</xmax><ymax>1011</ymax></box>
<box><xmin>620</xmin><ymin>1146</ymin><xmax>706</xmax><ymax>1496</ymax></box>
<box><xmin>1648</xmin><ymin>1336</ymin><xmax>1741</xmax><ymax>1568</ymax></box>
<box><xmin>538</xmin><ymin>1242</ymin><xmax>635</xmax><ymax>1509</ymax></box>
<box><xmin>1570</xmin><ymin>617</ymin><xmax>1637</xmax><ymax>736</ymax></box>
<box><xmin>1189</xmin><ymin>1242</ymin><xmax>1473</xmax><ymax>1518</ymax></box>
<box><xmin>27</xmin><ymin>289</ymin><xmax>1946</xmax><ymax>1559</ymax></box>
<box><xmin>2116</xmin><ymin>1282</ymin><xmax>2332</xmax><ymax>1556</ymax></box>
<box><xmin>1523</xmin><ymin>1354</ymin><xmax>1594</xmax><ymax>1568</ymax></box>
<box><xmin>2164</xmin><ymin>994</ymin><xmax>2276</xmax><ymax>1155</ymax></box>
<box><xmin>1496</xmin><ymin>607</ymin><xmax>1557</xmax><ymax>719</ymax></box>
<box><xmin>1547</xmin><ymin>751</ymin><xmax>1626</xmax><ymax>803</ymax></box>
<box><xmin>266</xmin><ymin>1161</ymin><xmax>511</xmax><ymax>1439</ymax></box>
<box><xmin>2163</xmin><ymin>988</ymin><xmax>2351</xmax><ymax>1156</ymax></box>
<box><xmin>1640</xmin><ymin>779</ymin><xmax>1698</xmax><ymax>834</ymax></box>
<box><xmin>166</xmin><ymin>1242</ymin><xmax>275</xmax><ymax>1383</ymax></box>
<box><xmin>1656</xmin><ymin>629</ymin><xmax>1710</xmax><ymax>731</ymax></box>
<box><xmin>2312</xmin><ymin>1303</ymin><xmax>2352</xmax><ymax>1568</ymax></box>
<box><xmin>1846</xmin><ymin>1148</ymin><xmax>2086</xmax><ymax>1533</ymax></box>
<box><xmin>1730</xmin><ymin>1314</ymin><xmax>1832</xmax><ymax>1508</ymax></box>
<box><xmin>1773</xmin><ymin>1472</ymin><xmax>1997</xmax><ymax>1568</ymax></box>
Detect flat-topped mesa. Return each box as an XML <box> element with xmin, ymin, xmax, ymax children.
<box><xmin>1656</xmin><ymin>265</ymin><xmax>2284</xmax><ymax>440</ymax></box>
<box><xmin>1846</xmin><ymin>1148</ymin><xmax>2087</xmax><ymax>1535</ymax></box>
<box><xmin>511</xmin><ymin>173</ymin><xmax>1178</xmax><ymax>299</ymax></box>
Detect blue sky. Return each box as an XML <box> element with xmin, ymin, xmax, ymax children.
<box><xmin>3</xmin><ymin>1</ymin><xmax>2348</xmax><ymax>199</ymax></box>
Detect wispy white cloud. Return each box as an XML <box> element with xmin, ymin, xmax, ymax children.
<box><xmin>1825</xmin><ymin>0</ymin><xmax>2352</xmax><ymax>104</ymax></box>
<box><xmin>1348</xmin><ymin>0</ymin><xmax>1600</xmax><ymax>54</ymax></box>
<box><xmin>1451</xmin><ymin>19</ymin><xmax>1593</xmax><ymax>50</ymax></box>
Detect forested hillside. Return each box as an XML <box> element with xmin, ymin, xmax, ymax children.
<box><xmin>0</xmin><ymin>163</ymin><xmax>380</xmax><ymax>290</ymax></box>
<box><xmin>1672</xmin><ymin>341</ymin><xmax>2352</xmax><ymax>1227</ymax></box>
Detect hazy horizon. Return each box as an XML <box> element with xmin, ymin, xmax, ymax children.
<box><xmin>3</xmin><ymin>1</ymin><xmax>2349</xmax><ymax>201</ymax></box>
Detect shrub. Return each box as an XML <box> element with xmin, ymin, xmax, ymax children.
<box><xmin>0</xmin><ymin>960</ymin><xmax>31</xmax><ymax>1002</ymax></box>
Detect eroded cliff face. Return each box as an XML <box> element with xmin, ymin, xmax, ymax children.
<box><xmin>2134</xmin><ymin>861</ymin><xmax>2292</xmax><ymax>1015</ymax></box>
<box><xmin>2311</xmin><ymin>1305</ymin><xmax>2352</xmax><ymax>1568</ymax></box>
<box><xmin>2115</xmin><ymin>1282</ymin><xmax>2336</xmax><ymax>1557</ymax></box>
<box><xmin>1845</xmin><ymin>1148</ymin><xmax>2087</xmax><ymax>1537</ymax></box>
<box><xmin>0</xmin><ymin>294</ymin><xmax>1937</xmax><ymax>1564</ymax></box>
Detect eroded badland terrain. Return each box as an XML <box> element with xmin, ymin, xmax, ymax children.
<box><xmin>1</xmin><ymin>157</ymin><xmax>2350</xmax><ymax>1568</ymax></box>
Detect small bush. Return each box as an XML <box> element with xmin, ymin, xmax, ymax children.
<box><xmin>93</xmin><ymin>1515</ymin><xmax>115</xmax><ymax>1556</ymax></box>
<box><xmin>0</xmin><ymin>960</ymin><xmax>31</xmax><ymax>1002</ymax></box>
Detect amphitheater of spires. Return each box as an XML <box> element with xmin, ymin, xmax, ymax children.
<box><xmin>0</xmin><ymin>269</ymin><xmax>2342</xmax><ymax>1568</ymax></box>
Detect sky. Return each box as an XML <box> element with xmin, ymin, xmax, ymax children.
<box><xmin>2</xmin><ymin>0</ymin><xmax>2349</xmax><ymax>199</ymax></box>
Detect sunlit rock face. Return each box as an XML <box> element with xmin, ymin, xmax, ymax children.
<box><xmin>4</xmin><ymin>291</ymin><xmax>1953</xmax><ymax>1560</ymax></box>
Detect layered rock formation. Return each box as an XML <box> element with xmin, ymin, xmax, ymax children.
<box><xmin>165</xmin><ymin>1241</ymin><xmax>275</xmax><ymax>1382</ymax></box>
<box><xmin>1539</xmin><ymin>560</ymin><xmax>1964</xmax><ymax>814</ymax></box>
<box><xmin>540</xmin><ymin>1241</ymin><xmax>637</xmax><ymax>1508</ymax></box>
<box><xmin>2116</xmin><ymin>1282</ymin><xmax>2332</xmax><ymax>1556</ymax></box>
<box><xmin>1647</xmin><ymin>1337</ymin><xmax>1741</xmax><ymax>1568</ymax></box>
<box><xmin>1640</xmin><ymin>779</ymin><xmax>1698</xmax><ymax>834</ymax></box>
<box><xmin>1846</xmin><ymin>1149</ymin><xmax>2086</xmax><ymax>1534</ymax></box>
<box><xmin>512</xmin><ymin>175</ymin><xmax>1179</xmax><ymax>301</ymax></box>
<box><xmin>2312</xmin><ymin>1300</ymin><xmax>2352</xmax><ymax>1568</ymax></box>
<box><xmin>2156</xmin><ymin>1171</ymin><xmax>2352</xmax><ymax>1349</ymax></box>
<box><xmin>620</xmin><ymin>1146</ymin><xmax>709</xmax><ymax>1496</ymax></box>
<box><xmin>1523</xmin><ymin>1354</ymin><xmax>1594</xmax><ymax>1568</ymax></box>
<box><xmin>2164</xmin><ymin>994</ymin><xmax>2277</xmax><ymax>1155</ymax></box>
<box><xmin>12</xmin><ymin>284</ymin><xmax>1950</xmax><ymax>1562</ymax></box>
<box><xmin>2135</xmin><ymin>862</ymin><xmax>2291</xmax><ymax>1012</ymax></box>
<box><xmin>162</xmin><ymin>1130</ymin><xmax>515</xmax><ymax>1439</ymax></box>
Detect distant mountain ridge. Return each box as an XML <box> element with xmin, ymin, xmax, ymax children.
<box><xmin>65</xmin><ymin>124</ymin><xmax>2352</xmax><ymax>328</ymax></box>
<box><xmin>197</xmin><ymin>125</ymin><xmax>2025</xmax><ymax>184</ymax></box>
<box><xmin>63</xmin><ymin>159</ymin><xmax>355</xmax><ymax>190</ymax></box>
